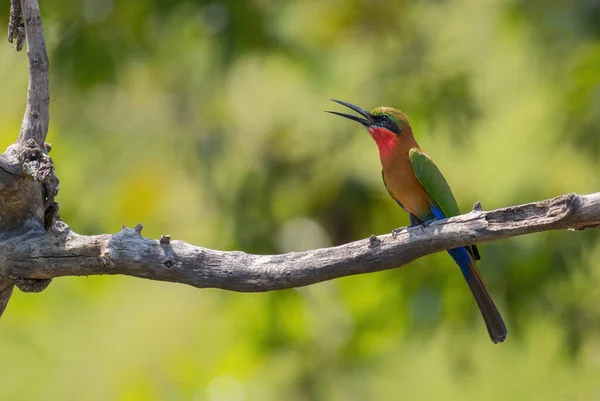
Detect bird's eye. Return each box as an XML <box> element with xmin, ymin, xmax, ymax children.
<box><xmin>378</xmin><ymin>114</ymin><xmax>401</xmax><ymax>134</ymax></box>
<box><xmin>381</xmin><ymin>115</ymin><xmax>396</xmax><ymax>127</ymax></box>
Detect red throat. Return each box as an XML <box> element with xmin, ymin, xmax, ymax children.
<box><xmin>368</xmin><ymin>127</ymin><xmax>398</xmax><ymax>160</ymax></box>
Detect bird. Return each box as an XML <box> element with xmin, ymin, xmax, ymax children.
<box><xmin>326</xmin><ymin>99</ymin><xmax>507</xmax><ymax>343</ymax></box>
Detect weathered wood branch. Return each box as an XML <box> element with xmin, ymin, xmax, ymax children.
<box><xmin>1</xmin><ymin>0</ymin><xmax>56</xmax><ymax>315</ymax></box>
<box><xmin>16</xmin><ymin>0</ymin><xmax>50</xmax><ymax>146</ymax></box>
<box><xmin>1</xmin><ymin>193</ymin><xmax>598</xmax><ymax>292</ymax></box>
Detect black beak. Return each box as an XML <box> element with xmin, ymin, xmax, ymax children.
<box><xmin>326</xmin><ymin>99</ymin><xmax>374</xmax><ymax>127</ymax></box>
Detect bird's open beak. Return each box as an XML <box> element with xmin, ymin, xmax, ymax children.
<box><xmin>326</xmin><ymin>99</ymin><xmax>374</xmax><ymax>127</ymax></box>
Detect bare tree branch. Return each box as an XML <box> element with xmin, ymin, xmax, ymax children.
<box><xmin>0</xmin><ymin>193</ymin><xmax>598</xmax><ymax>292</ymax></box>
<box><xmin>1</xmin><ymin>0</ymin><xmax>55</xmax><ymax>316</ymax></box>
<box><xmin>16</xmin><ymin>0</ymin><xmax>50</xmax><ymax>147</ymax></box>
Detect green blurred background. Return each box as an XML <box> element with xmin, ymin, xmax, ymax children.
<box><xmin>2</xmin><ymin>0</ymin><xmax>600</xmax><ymax>399</ymax></box>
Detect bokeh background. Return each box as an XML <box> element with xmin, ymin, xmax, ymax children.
<box><xmin>2</xmin><ymin>0</ymin><xmax>600</xmax><ymax>399</ymax></box>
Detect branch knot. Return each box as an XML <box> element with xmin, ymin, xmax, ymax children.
<box><xmin>14</xmin><ymin>278</ymin><xmax>51</xmax><ymax>293</ymax></box>
<box><xmin>13</xmin><ymin>141</ymin><xmax>60</xmax><ymax>231</ymax></box>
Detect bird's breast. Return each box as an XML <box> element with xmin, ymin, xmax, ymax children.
<box><xmin>382</xmin><ymin>148</ymin><xmax>433</xmax><ymax>219</ymax></box>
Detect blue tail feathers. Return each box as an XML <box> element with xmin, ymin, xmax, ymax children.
<box><xmin>447</xmin><ymin>247</ymin><xmax>475</xmax><ymax>280</ymax></box>
<box><xmin>429</xmin><ymin>205</ymin><xmax>507</xmax><ymax>343</ymax></box>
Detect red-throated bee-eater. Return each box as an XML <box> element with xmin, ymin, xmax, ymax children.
<box><xmin>327</xmin><ymin>99</ymin><xmax>507</xmax><ymax>343</ymax></box>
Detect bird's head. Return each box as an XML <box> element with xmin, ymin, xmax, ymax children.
<box><xmin>326</xmin><ymin>99</ymin><xmax>412</xmax><ymax>159</ymax></box>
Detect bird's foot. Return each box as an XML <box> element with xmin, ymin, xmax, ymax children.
<box><xmin>408</xmin><ymin>215</ymin><xmax>421</xmax><ymax>227</ymax></box>
<box><xmin>419</xmin><ymin>219</ymin><xmax>435</xmax><ymax>228</ymax></box>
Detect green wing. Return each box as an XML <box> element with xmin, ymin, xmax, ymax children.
<box><xmin>409</xmin><ymin>148</ymin><xmax>480</xmax><ymax>259</ymax></box>
<box><xmin>408</xmin><ymin>148</ymin><xmax>460</xmax><ymax>218</ymax></box>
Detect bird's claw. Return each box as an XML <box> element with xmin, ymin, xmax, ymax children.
<box><xmin>420</xmin><ymin>220</ymin><xmax>434</xmax><ymax>228</ymax></box>
<box><xmin>394</xmin><ymin>218</ymin><xmax>430</xmax><ymax>238</ymax></box>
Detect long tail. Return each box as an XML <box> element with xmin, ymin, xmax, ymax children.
<box><xmin>447</xmin><ymin>247</ymin><xmax>507</xmax><ymax>343</ymax></box>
